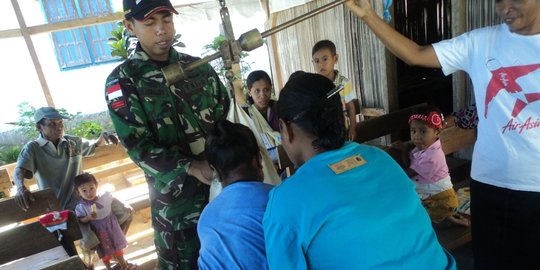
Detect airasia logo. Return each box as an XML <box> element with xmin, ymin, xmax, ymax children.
<box><xmin>485</xmin><ymin>61</ymin><xmax>540</xmax><ymax>118</ymax></box>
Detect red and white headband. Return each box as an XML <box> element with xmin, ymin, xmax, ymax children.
<box><xmin>408</xmin><ymin>111</ymin><xmax>444</xmax><ymax>129</ymax></box>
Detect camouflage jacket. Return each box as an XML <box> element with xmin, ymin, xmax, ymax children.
<box><xmin>105</xmin><ymin>47</ymin><xmax>229</xmax><ymax>193</ymax></box>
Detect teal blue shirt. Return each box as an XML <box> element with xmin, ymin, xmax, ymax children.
<box><xmin>263</xmin><ymin>142</ymin><xmax>456</xmax><ymax>270</ymax></box>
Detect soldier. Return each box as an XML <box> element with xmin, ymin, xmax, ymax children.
<box><xmin>104</xmin><ymin>0</ymin><xmax>229</xmax><ymax>269</ymax></box>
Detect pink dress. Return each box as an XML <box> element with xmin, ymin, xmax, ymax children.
<box><xmin>75</xmin><ymin>192</ymin><xmax>127</xmax><ymax>258</ymax></box>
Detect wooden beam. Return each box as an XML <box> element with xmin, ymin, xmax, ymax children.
<box><xmin>29</xmin><ymin>13</ymin><xmax>124</xmax><ymax>35</ymax></box>
<box><xmin>451</xmin><ymin>0</ymin><xmax>468</xmax><ymax>111</ymax></box>
<box><xmin>0</xmin><ymin>11</ymin><xmax>123</xmax><ymax>39</ymax></box>
<box><xmin>355</xmin><ymin>103</ymin><xmax>427</xmax><ymax>143</ymax></box>
<box><xmin>10</xmin><ymin>0</ymin><xmax>54</xmax><ymax>107</ymax></box>
<box><xmin>268</xmin><ymin>13</ymin><xmax>284</xmax><ymax>90</ymax></box>
<box><xmin>0</xmin><ymin>29</ymin><xmax>22</xmax><ymax>39</ymax></box>
<box><xmin>0</xmin><ymin>4</ymin><xmax>210</xmax><ymax>39</ymax></box>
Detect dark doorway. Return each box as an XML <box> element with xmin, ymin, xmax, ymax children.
<box><xmin>394</xmin><ymin>0</ymin><xmax>453</xmax><ymax>116</ymax></box>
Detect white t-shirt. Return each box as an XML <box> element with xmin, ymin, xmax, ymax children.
<box><xmin>433</xmin><ymin>23</ymin><xmax>540</xmax><ymax>192</ymax></box>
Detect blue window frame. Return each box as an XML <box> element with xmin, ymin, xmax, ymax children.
<box><xmin>40</xmin><ymin>0</ymin><xmax>119</xmax><ymax>70</ymax></box>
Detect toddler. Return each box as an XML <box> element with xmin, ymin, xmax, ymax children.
<box><xmin>74</xmin><ymin>172</ymin><xmax>136</xmax><ymax>270</ymax></box>
<box><xmin>407</xmin><ymin>106</ymin><xmax>469</xmax><ymax>227</ymax></box>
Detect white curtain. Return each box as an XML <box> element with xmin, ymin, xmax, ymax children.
<box><xmin>462</xmin><ymin>1</ymin><xmax>501</xmax><ymax>105</ymax></box>
<box><xmin>266</xmin><ymin>0</ymin><xmax>390</xmax><ymax>110</ymax></box>
<box><xmin>268</xmin><ymin>0</ymin><xmax>316</xmax><ymax>14</ymax></box>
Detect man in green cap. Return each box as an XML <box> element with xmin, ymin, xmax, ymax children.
<box><xmin>13</xmin><ymin>106</ymin><xmax>126</xmax><ymax>257</ymax></box>
<box><xmin>105</xmin><ymin>0</ymin><xmax>230</xmax><ymax>269</ymax></box>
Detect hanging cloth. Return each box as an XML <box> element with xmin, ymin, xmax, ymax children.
<box><xmin>209</xmin><ymin>99</ymin><xmax>282</xmax><ymax>201</ymax></box>
<box><xmin>247</xmin><ymin>104</ymin><xmax>281</xmax><ymax>151</ymax></box>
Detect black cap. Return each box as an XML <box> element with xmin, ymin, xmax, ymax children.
<box><xmin>124</xmin><ymin>0</ymin><xmax>178</xmax><ymax>21</ymax></box>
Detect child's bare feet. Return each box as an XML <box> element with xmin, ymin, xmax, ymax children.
<box><xmin>446</xmin><ymin>214</ymin><xmax>471</xmax><ymax>227</ymax></box>
<box><xmin>432</xmin><ymin>214</ymin><xmax>470</xmax><ymax>228</ymax></box>
<box><xmin>121</xmin><ymin>262</ymin><xmax>138</xmax><ymax>270</ymax></box>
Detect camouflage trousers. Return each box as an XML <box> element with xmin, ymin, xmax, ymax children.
<box><xmin>146</xmin><ymin>174</ymin><xmax>209</xmax><ymax>270</ymax></box>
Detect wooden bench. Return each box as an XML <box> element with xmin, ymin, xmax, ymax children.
<box><xmin>355</xmin><ymin>103</ymin><xmax>427</xmax><ymax>144</ymax></box>
<box><xmin>0</xmin><ymin>188</ymin><xmax>85</xmax><ymax>269</ymax></box>
<box><xmin>0</xmin><ymin>144</ymin><xmax>149</xmax><ymax>211</ymax></box>
<box><xmin>356</xmin><ymin>104</ymin><xmax>477</xmax><ymax>251</ymax></box>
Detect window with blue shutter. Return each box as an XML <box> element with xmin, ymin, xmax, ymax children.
<box><xmin>40</xmin><ymin>0</ymin><xmax>119</xmax><ymax>70</ymax></box>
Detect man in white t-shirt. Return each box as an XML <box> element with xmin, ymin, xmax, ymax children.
<box><xmin>345</xmin><ymin>1</ymin><xmax>540</xmax><ymax>269</ymax></box>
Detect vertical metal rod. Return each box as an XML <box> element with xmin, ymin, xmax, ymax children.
<box><xmin>261</xmin><ymin>0</ymin><xmax>348</xmax><ymax>38</ymax></box>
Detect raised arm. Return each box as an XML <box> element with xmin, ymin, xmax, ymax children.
<box><xmin>345</xmin><ymin>0</ymin><xmax>441</xmax><ymax>68</ymax></box>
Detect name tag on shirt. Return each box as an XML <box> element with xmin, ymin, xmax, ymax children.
<box><xmin>328</xmin><ymin>154</ymin><xmax>366</xmax><ymax>174</ymax></box>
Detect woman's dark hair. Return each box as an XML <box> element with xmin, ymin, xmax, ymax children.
<box><xmin>246</xmin><ymin>70</ymin><xmax>272</xmax><ymax>90</ymax></box>
<box><xmin>74</xmin><ymin>172</ymin><xmax>98</xmax><ymax>190</ymax></box>
<box><xmin>277</xmin><ymin>71</ymin><xmax>345</xmax><ymax>150</ymax></box>
<box><xmin>246</xmin><ymin>70</ymin><xmax>272</xmax><ymax>104</ymax></box>
<box><xmin>205</xmin><ymin>120</ymin><xmax>260</xmax><ymax>180</ymax></box>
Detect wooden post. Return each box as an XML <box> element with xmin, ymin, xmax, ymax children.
<box><xmin>10</xmin><ymin>0</ymin><xmax>55</xmax><ymax>107</ymax></box>
<box><xmin>268</xmin><ymin>13</ymin><xmax>284</xmax><ymax>90</ymax></box>
<box><xmin>451</xmin><ymin>0</ymin><xmax>468</xmax><ymax>111</ymax></box>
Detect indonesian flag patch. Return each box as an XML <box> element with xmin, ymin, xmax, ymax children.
<box><xmin>106</xmin><ymin>83</ymin><xmax>126</xmax><ymax>110</ymax></box>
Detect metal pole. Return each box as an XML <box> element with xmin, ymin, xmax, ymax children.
<box><xmin>261</xmin><ymin>0</ymin><xmax>348</xmax><ymax>38</ymax></box>
<box><xmin>163</xmin><ymin>0</ymin><xmax>349</xmax><ymax>85</ymax></box>
<box><xmin>184</xmin><ymin>52</ymin><xmax>221</xmax><ymax>71</ymax></box>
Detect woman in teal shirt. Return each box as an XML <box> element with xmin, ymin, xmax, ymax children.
<box><xmin>263</xmin><ymin>71</ymin><xmax>456</xmax><ymax>270</ymax></box>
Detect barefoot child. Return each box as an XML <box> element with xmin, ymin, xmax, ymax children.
<box><xmin>407</xmin><ymin>105</ymin><xmax>469</xmax><ymax>227</ymax></box>
<box><xmin>74</xmin><ymin>173</ymin><xmax>136</xmax><ymax>270</ymax></box>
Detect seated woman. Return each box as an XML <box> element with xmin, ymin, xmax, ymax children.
<box><xmin>244</xmin><ymin>70</ymin><xmax>281</xmax><ymax>165</ymax></box>
<box><xmin>197</xmin><ymin>119</ymin><xmax>273</xmax><ymax>270</ymax></box>
<box><xmin>245</xmin><ymin>70</ymin><xmax>279</xmax><ymax>131</ymax></box>
<box><xmin>263</xmin><ymin>71</ymin><xmax>456</xmax><ymax>269</ymax></box>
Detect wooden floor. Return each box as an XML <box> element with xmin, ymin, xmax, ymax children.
<box><xmin>79</xmin><ymin>207</ymin><xmax>474</xmax><ymax>270</ymax></box>
<box><xmin>107</xmin><ymin>198</ymin><xmax>472</xmax><ymax>267</ymax></box>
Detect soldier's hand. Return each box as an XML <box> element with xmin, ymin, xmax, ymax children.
<box><xmin>15</xmin><ymin>186</ymin><xmax>35</xmax><ymax>211</ymax></box>
<box><xmin>96</xmin><ymin>132</ymin><xmax>119</xmax><ymax>146</ymax></box>
<box><xmin>105</xmin><ymin>132</ymin><xmax>119</xmax><ymax>145</ymax></box>
<box><xmin>188</xmin><ymin>160</ymin><xmax>214</xmax><ymax>185</ymax></box>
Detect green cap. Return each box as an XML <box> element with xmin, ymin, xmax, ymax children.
<box><xmin>34</xmin><ymin>107</ymin><xmax>69</xmax><ymax>123</ymax></box>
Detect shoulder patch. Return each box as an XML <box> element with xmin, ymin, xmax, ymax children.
<box><xmin>106</xmin><ymin>83</ymin><xmax>126</xmax><ymax>110</ymax></box>
<box><xmin>328</xmin><ymin>154</ymin><xmax>366</xmax><ymax>174</ymax></box>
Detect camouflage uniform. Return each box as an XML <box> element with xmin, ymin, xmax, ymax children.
<box><xmin>105</xmin><ymin>45</ymin><xmax>229</xmax><ymax>269</ymax></box>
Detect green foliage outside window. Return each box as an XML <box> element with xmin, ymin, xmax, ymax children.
<box><xmin>108</xmin><ymin>21</ymin><xmax>185</xmax><ymax>60</ymax></box>
<box><xmin>0</xmin><ymin>103</ymin><xmax>109</xmax><ymax>164</ymax></box>
<box><xmin>0</xmin><ymin>145</ymin><xmax>22</xmax><ymax>165</ymax></box>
